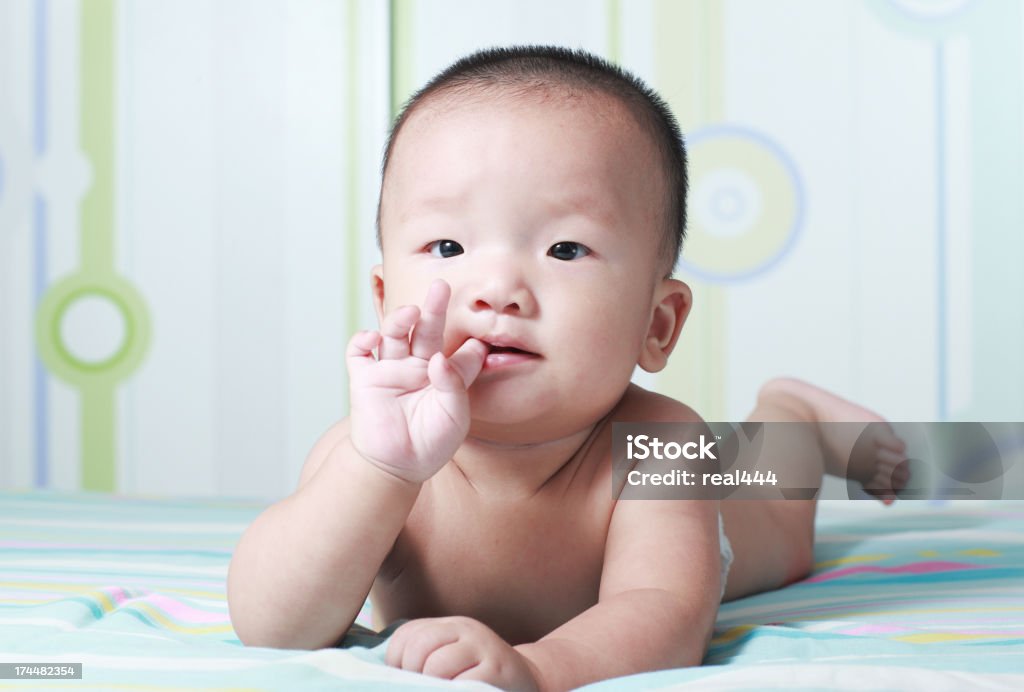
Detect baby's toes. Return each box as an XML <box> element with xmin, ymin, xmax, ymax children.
<box><xmin>883</xmin><ymin>452</ymin><xmax>913</xmax><ymax>493</ymax></box>
<box><xmin>876</xmin><ymin>427</ymin><xmax>907</xmax><ymax>455</ymax></box>
<box><xmin>862</xmin><ymin>484</ymin><xmax>897</xmax><ymax>504</ymax></box>
<box><xmin>891</xmin><ymin>462</ymin><xmax>911</xmax><ymax>492</ymax></box>
<box><xmin>862</xmin><ymin>452</ymin><xmax>909</xmax><ymax>503</ymax></box>
<box><xmin>878</xmin><ymin>447</ymin><xmax>905</xmax><ymax>468</ymax></box>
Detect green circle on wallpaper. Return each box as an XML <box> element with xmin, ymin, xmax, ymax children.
<box><xmin>36</xmin><ymin>273</ymin><xmax>151</xmax><ymax>385</ymax></box>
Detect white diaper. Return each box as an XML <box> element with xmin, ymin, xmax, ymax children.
<box><xmin>718</xmin><ymin>512</ymin><xmax>734</xmax><ymax>599</ymax></box>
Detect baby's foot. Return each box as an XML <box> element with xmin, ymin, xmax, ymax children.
<box><xmin>759</xmin><ymin>378</ymin><xmax>910</xmax><ymax>504</ymax></box>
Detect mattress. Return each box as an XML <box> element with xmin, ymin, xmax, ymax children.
<box><xmin>1</xmin><ymin>492</ymin><xmax>1022</xmax><ymax>690</ymax></box>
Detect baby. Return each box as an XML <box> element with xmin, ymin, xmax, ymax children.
<box><xmin>227</xmin><ymin>46</ymin><xmax>908</xmax><ymax>691</ymax></box>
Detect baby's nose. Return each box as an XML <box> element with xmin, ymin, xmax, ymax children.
<box><xmin>474</xmin><ymin>296</ymin><xmax>520</xmax><ymax>313</ymax></box>
<box><xmin>468</xmin><ymin>270</ymin><xmax>536</xmax><ymax>316</ymax></box>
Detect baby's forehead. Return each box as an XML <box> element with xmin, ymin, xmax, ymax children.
<box><xmin>403</xmin><ymin>82</ymin><xmax>643</xmax><ymax>142</ymax></box>
<box><xmin>390</xmin><ymin>89</ymin><xmax>655</xmax><ymax>192</ymax></box>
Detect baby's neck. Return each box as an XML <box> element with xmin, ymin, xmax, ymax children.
<box><xmin>450</xmin><ymin>424</ymin><xmax>602</xmax><ymax>498</ymax></box>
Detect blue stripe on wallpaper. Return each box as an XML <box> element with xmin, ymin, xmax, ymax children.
<box><xmin>935</xmin><ymin>42</ymin><xmax>948</xmax><ymax>422</ymax></box>
<box><xmin>34</xmin><ymin>0</ymin><xmax>47</xmax><ymax>154</ymax></box>
<box><xmin>33</xmin><ymin>0</ymin><xmax>49</xmax><ymax>487</ymax></box>
<box><xmin>33</xmin><ymin>196</ymin><xmax>48</xmax><ymax>488</ymax></box>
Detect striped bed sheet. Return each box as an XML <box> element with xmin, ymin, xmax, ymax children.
<box><xmin>1</xmin><ymin>493</ymin><xmax>1022</xmax><ymax>690</ymax></box>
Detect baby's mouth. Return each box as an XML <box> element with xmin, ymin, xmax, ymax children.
<box><xmin>477</xmin><ymin>339</ymin><xmax>541</xmax><ymax>368</ymax></box>
<box><xmin>486</xmin><ymin>344</ymin><xmax>536</xmax><ymax>356</ymax></box>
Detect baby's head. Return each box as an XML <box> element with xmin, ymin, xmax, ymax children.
<box><xmin>371</xmin><ymin>47</ymin><xmax>693</xmax><ymax>439</ymax></box>
<box><xmin>378</xmin><ymin>46</ymin><xmax>688</xmax><ymax>277</ymax></box>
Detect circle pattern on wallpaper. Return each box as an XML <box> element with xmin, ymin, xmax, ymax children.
<box><xmin>888</xmin><ymin>0</ymin><xmax>974</xmax><ymax>19</ymax></box>
<box><xmin>692</xmin><ymin>168</ymin><xmax>762</xmax><ymax>239</ymax></box>
<box><xmin>869</xmin><ymin>0</ymin><xmax>981</xmax><ymax>38</ymax></box>
<box><xmin>0</xmin><ymin>115</ymin><xmax>31</xmax><ymax>233</ymax></box>
<box><xmin>36</xmin><ymin>274</ymin><xmax>151</xmax><ymax>384</ymax></box>
<box><xmin>58</xmin><ymin>293</ymin><xmax>128</xmax><ymax>366</ymax></box>
<box><xmin>680</xmin><ymin>125</ymin><xmax>803</xmax><ymax>282</ymax></box>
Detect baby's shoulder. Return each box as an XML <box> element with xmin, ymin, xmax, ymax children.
<box><xmin>610</xmin><ymin>383</ymin><xmax>704</xmax><ymax>425</ymax></box>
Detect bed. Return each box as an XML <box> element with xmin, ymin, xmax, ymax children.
<box><xmin>2</xmin><ymin>492</ymin><xmax>1022</xmax><ymax>690</ymax></box>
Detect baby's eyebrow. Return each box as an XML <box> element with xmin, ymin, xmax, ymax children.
<box><xmin>397</xmin><ymin>191</ymin><xmax>618</xmax><ymax>231</ymax></box>
<box><xmin>543</xmin><ymin>193</ymin><xmax>617</xmax><ymax>229</ymax></box>
<box><xmin>402</xmin><ymin>192</ymin><xmax>468</xmax><ymax>218</ymax></box>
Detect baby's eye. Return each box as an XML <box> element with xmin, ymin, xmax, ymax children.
<box><xmin>427</xmin><ymin>239</ymin><xmax>464</xmax><ymax>258</ymax></box>
<box><xmin>548</xmin><ymin>241</ymin><xmax>591</xmax><ymax>261</ymax></box>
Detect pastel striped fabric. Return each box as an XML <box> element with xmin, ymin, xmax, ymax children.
<box><xmin>1</xmin><ymin>493</ymin><xmax>1022</xmax><ymax>690</ymax></box>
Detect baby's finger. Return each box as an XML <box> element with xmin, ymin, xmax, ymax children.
<box><xmin>445</xmin><ymin>338</ymin><xmax>487</xmax><ymax>390</ymax></box>
<box><xmin>411</xmin><ymin>280</ymin><xmax>451</xmax><ymax>359</ymax></box>
<box><xmin>873</xmin><ymin>423</ymin><xmax>907</xmax><ymax>454</ymax></box>
<box><xmin>345</xmin><ymin>330</ymin><xmax>382</xmax><ymax>371</ymax></box>
<box><xmin>877</xmin><ymin>448</ymin><xmax>906</xmax><ymax>467</ymax></box>
<box><xmin>378</xmin><ymin>305</ymin><xmax>420</xmax><ymax>360</ymax></box>
<box><xmin>426</xmin><ymin>352</ymin><xmax>464</xmax><ymax>395</ymax></box>
<box><xmin>428</xmin><ymin>340</ymin><xmax>486</xmax><ymax>394</ymax></box>
<box><xmin>422</xmin><ymin>642</ymin><xmax>480</xmax><ymax>680</ymax></box>
<box><xmin>386</xmin><ymin>621</ymin><xmax>458</xmax><ymax>673</ymax></box>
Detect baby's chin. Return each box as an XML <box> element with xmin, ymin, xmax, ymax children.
<box><xmin>467</xmin><ymin>387</ymin><xmax>539</xmax><ymax>423</ymax></box>
<box><xmin>467</xmin><ymin>386</ymin><xmax>610</xmax><ymax>443</ymax></box>
<box><xmin>467</xmin><ymin>390</ymin><xmax>554</xmax><ymax>434</ymax></box>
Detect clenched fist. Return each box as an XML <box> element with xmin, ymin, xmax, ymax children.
<box><xmin>386</xmin><ymin>616</ymin><xmax>540</xmax><ymax>691</ymax></box>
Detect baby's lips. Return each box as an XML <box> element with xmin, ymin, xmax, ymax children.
<box><xmin>484</xmin><ymin>346</ymin><xmax>540</xmax><ymax>358</ymax></box>
<box><xmin>477</xmin><ymin>333</ymin><xmax>540</xmax><ymax>356</ymax></box>
<box><xmin>446</xmin><ymin>331</ymin><xmax>540</xmax><ymax>358</ymax></box>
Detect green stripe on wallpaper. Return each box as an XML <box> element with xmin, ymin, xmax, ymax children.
<box><xmin>704</xmin><ymin>0</ymin><xmax>724</xmax><ymax>122</ymax></box>
<box><xmin>389</xmin><ymin>0</ymin><xmax>415</xmax><ymax>119</ymax></box>
<box><xmin>652</xmin><ymin>0</ymin><xmax>727</xmax><ymax>420</ymax></box>
<box><xmin>77</xmin><ymin>0</ymin><xmax>118</xmax><ymax>492</ymax></box>
<box><xmin>80</xmin><ymin>0</ymin><xmax>115</xmax><ymax>274</ymax></box>
<box><xmin>606</xmin><ymin>0</ymin><xmax>621</xmax><ymax>64</ymax></box>
<box><xmin>35</xmin><ymin>0</ymin><xmax>151</xmax><ymax>493</ymax></box>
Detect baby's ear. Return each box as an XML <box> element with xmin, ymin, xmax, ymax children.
<box><xmin>371</xmin><ymin>265</ymin><xmax>386</xmax><ymax>324</ymax></box>
<box><xmin>638</xmin><ymin>278</ymin><xmax>691</xmax><ymax>373</ymax></box>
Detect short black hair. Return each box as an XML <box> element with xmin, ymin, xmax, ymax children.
<box><xmin>377</xmin><ymin>45</ymin><xmax>688</xmax><ymax>276</ymax></box>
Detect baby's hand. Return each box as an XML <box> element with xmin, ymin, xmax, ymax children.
<box><xmin>386</xmin><ymin>616</ymin><xmax>539</xmax><ymax>691</ymax></box>
<box><xmin>346</xmin><ymin>280</ymin><xmax>487</xmax><ymax>483</ymax></box>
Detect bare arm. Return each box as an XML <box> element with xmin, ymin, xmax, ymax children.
<box><xmin>511</xmin><ymin>399</ymin><xmax>722</xmax><ymax>689</ymax></box>
<box><xmin>228</xmin><ymin>280</ymin><xmax>486</xmax><ymax>650</ymax></box>
<box><xmin>514</xmin><ymin>495</ymin><xmax>722</xmax><ymax>690</ymax></box>
<box><xmin>227</xmin><ymin>421</ymin><xmax>420</xmax><ymax>649</ymax></box>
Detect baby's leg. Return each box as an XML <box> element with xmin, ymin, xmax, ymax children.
<box><xmin>720</xmin><ymin>377</ymin><xmax>908</xmax><ymax>602</ymax></box>
<box><xmin>757</xmin><ymin>377</ymin><xmax>910</xmax><ymax>501</ymax></box>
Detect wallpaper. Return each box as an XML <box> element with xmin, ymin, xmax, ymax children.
<box><xmin>1</xmin><ymin>0</ymin><xmax>1021</xmax><ymax>499</ymax></box>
